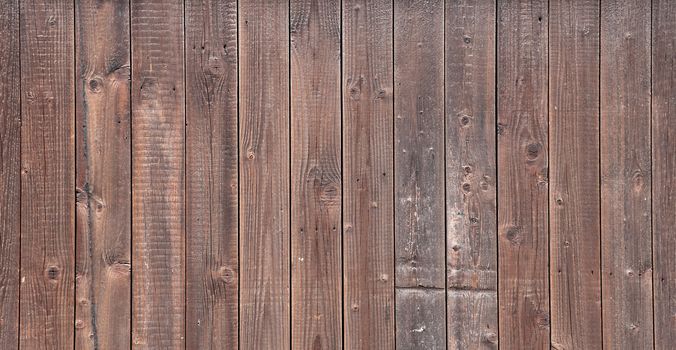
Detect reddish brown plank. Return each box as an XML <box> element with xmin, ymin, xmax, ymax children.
<box><xmin>652</xmin><ymin>1</ymin><xmax>676</xmax><ymax>348</ymax></box>
<box><xmin>185</xmin><ymin>0</ymin><xmax>239</xmax><ymax>348</ymax></box>
<box><xmin>497</xmin><ymin>1</ymin><xmax>550</xmax><ymax>348</ymax></box>
<box><xmin>342</xmin><ymin>0</ymin><xmax>395</xmax><ymax>348</ymax></box>
<box><xmin>0</xmin><ymin>1</ymin><xmax>20</xmax><ymax>348</ymax></box>
<box><xmin>445</xmin><ymin>1</ymin><xmax>498</xmax><ymax>348</ymax></box>
<box><xmin>75</xmin><ymin>1</ymin><xmax>132</xmax><ymax>349</ymax></box>
<box><xmin>239</xmin><ymin>0</ymin><xmax>291</xmax><ymax>348</ymax></box>
<box><xmin>19</xmin><ymin>1</ymin><xmax>75</xmax><ymax>349</ymax></box>
<box><xmin>290</xmin><ymin>0</ymin><xmax>342</xmax><ymax>349</ymax></box>
<box><xmin>130</xmin><ymin>1</ymin><xmax>185</xmax><ymax>348</ymax></box>
<box><xmin>600</xmin><ymin>1</ymin><xmax>653</xmax><ymax>348</ymax></box>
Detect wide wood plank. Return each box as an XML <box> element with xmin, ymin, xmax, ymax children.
<box><xmin>0</xmin><ymin>1</ymin><xmax>20</xmax><ymax>348</ymax></box>
<box><xmin>130</xmin><ymin>1</ymin><xmax>185</xmax><ymax>348</ymax></box>
<box><xmin>342</xmin><ymin>0</ymin><xmax>394</xmax><ymax>348</ymax></box>
<box><xmin>445</xmin><ymin>1</ymin><xmax>497</xmax><ymax>349</ymax></box>
<box><xmin>497</xmin><ymin>1</ymin><xmax>549</xmax><ymax>348</ymax></box>
<box><xmin>185</xmin><ymin>1</ymin><xmax>238</xmax><ymax>348</ymax></box>
<box><xmin>239</xmin><ymin>0</ymin><xmax>290</xmax><ymax>348</ymax></box>
<box><xmin>600</xmin><ymin>1</ymin><xmax>653</xmax><ymax>348</ymax></box>
<box><xmin>19</xmin><ymin>1</ymin><xmax>75</xmax><ymax>349</ymax></box>
<box><xmin>75</xmin><ymin>1</ymin><xmax>131</xmax><ymax>349</ymax></box>
<box><xmin>549</xmin><ymin>1</ymin><xmax>602</xmax><ymax>349</ymax></box>
<box><xmin>652</xmin><ymin>1</ymin><xmax>676</xmax><ymax>348</ymax></box>
<box><xmin>290</xmin><ymin>0</ymin><xmax>342</xmax><ymax>349</ymax></box>
<box><xmin>396</xmin><ymin>289</ymin><xmax>446</xmax><ymax>349</ymax></box>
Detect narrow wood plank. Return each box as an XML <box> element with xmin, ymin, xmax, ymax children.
<box><xmin>600</xmin><ymin>1</ymin><xmax>653</xmax><ymax>348</ymax></box>
<box><xmin>548</xmin><ymin>1</ymin><xmax>602</xmax><ymax>349</ymax></box>
<box><xmin>342</xmin><ymin>0</ymin><xmax>394</xmax><ymax>348</ymax></box>
<box><xmin>652</xmin><ymin>1</ymin><xmax>676</xmax><ymax>348</ymax></box>
<box><xmin>497</xmin><ymin>1</ymin><xmax>549</xmax><ymax>349</ymax></box>
<box><xmin>239</xmin><ymin>0</ymin><xmax>290</xmax><ymax>348</ymax></box>
<box><xmin>185</xmin><ymin>1</ymin><xmax>238</xmax><ymax>348</ymax></box>
<box><xmin>290</xmin><ymin>0</ymin><xmax>342</xmax><ymax>349</ymax></box>
<box><xmin>130</xmin><ymin>1</ymin><xmax>185</xmax><ymax>348</ymax></box>
<box><xmin>75</xmin><ymin>1</ymin><xmax>131</xmax><ymax>348</ymax></box>
<box><xmin>445</xmin><ymin>1</ymin><xmax>498</xmax><ymax>349</ymax></box>
<box><xmin>394</xmin><ymin>0</ymin><xmax>445</xmax><ymax>348</ymax></box>
<box><xmin>19</xmin><ymin>1</ymin><xmax>75</xmax><ymax>349</ymax></box>
<box><xmin>0</xmin><ymin>1</ymin><xmax>20</xmax><ymax>348</ymax></box>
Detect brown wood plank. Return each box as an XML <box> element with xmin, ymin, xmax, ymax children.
<box><xmin>600</xmin><ymin>1</ymin><xmax>653</xmax><ymax>348</ymax></box>
<box><xmin>75</xmin><ymin>1</ymin><xmax>131</xmax><ymax>349</ymax></box>
<box><xmin>238</xmin><ymin>0</ymin><xmax>290</xmax><ymax>348</ymax></box>
<box><xmin>445</xmin><ymin>1</ymin><xmax>498</xmax><ymax>349</ymax></box>
<box><xmin>548</xmin><ymin>1</ymin><xmax>602</xmax><ymax>349</ymax></box>
<box><xmin>496</xmin><ymin>1</ymin><xmax>549</xmax><ymax>348</ymax></box>
<box><xmin>396</xmin><ymin>289</ymin><xmax>446</xmax><ymax>349</ymax></box>
<box><xmin>290</xmin><ymin>0</ymin><xmax>342</xmax><ymax>349</ymax></box>
<box><xmin>652</xmin><ymin>1</ymin><xmax>676</xmax><ymax>348</ymax></box>
<box><xmin>19</xmin><ymin>1</ymin><xmax>75</xmax><ymax>349</ymax></box>
<box><xmin>185</xmin><ymin>0</ymin><xmax>238</xmax><ymax>348</ymax></box>
<box><xmin>342</xmin><ymin>0</ymin><xmax>394</xmax><ymax>348</ymax></box>
<box><xmin>130</xmin><ymin>1</ymin><xmax>185</xmax><ymax>348</ymax></box>
<box><xmin>0</xmin><ymin>1</ymin><xmax>20</xmax><ymax>348</ymax></box>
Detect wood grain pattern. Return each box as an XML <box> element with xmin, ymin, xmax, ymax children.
<box><xmin>497</xmin><ymin>1</ymin><xmax>549</xmax><ymax>349</ymax></box>
<box><xmin>549</xmin><ymin>1</ymin><xmax>602</xmax><ymax>349</ymax></box>
<box><xmin>396</xmin><ymin>289</ymin><xmax>446</xmax><ymax>349</ymax></box>
<box><xmin>342</xmin><ymin>0</ymin><xmax>394</xmax><ymax>348</ymax></box>
<box><xmin>445</xmin><ymin>1</ymin><xmax>498</xmax><ymax>349</ymax></box>
<box><xmin>652</xmin><ymin>1</ymin><xmax>676</xmax><ymax>348</ymax></box>
<box><xmin>290</xmin><ymin>0</ymin><xmax>342</xmax><ymax>349</ymax></box>
<box><xmin>75</xmin><ymin>0</ymin><xmax>131</xmax><ymax>348</ymax></box>
<box><xmin>600</xmin><ymin>1</ymin><xmax>653</xmax><ymax>349</ymax></box>
<box><xmin>130</xmin><ymin>1</ymin><xmax>185</xmax><ymax>348</ymax></box>
<box><xmin>19</xmin><ymin>1</ymin><xmax>75</xmax><ymax>349</ymax></box>
<box><xmin>185</xmin><ymin>0</ymin><xmax>238</xmax><ymax>348</ymax></box>
<box><xmin>239</xmin><ymin>0</ymin><xmax>290</xmax><ymax>348</ymax></box>
<box><xmin>0</xmin><ymin>1</ymin><xmax>20</xmax><ymax>348</ymax></box>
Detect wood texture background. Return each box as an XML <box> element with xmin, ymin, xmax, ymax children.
<box><xmin>1</xmin><ymin>1</ymin><xmax>674</xmax><ymax>349</ymax></box>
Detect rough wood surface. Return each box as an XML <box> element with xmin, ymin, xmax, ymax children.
<box><xmin>497</xmin><ymin>1</ymin><xmax>550</xmax><ymax>349</ymax></box>
<box><xmin>75</xmin><ymin>0</ymin><xmax>131</xmax><ymax>349</ymax></box>
<box><xmin>445</xmin><ymin>1</ymin><xmax>498</xmax><ymax>349</ymax></box>
<box><xmin>185</xmin><ymin>0</ymin><xmax>239</xmax><ymax>348</ymax></box>
<box><xmin>396</xmin><ymin>289</ymin><xmax>446</xmax><ymax>349</ymax></box>
<box><xmin>342</xmin><ymin>0</ymin><xmax>395</xmax><ymax>348</ymax></box>
<box><xmin>130</xmin><ymin>1</ymin><xmax>185</xmax><ymax>348</ymax></box>
<box><xmin>600</xmin><ymin>1</ymin><xmax>653</xmax><ymax>349</ymax></box>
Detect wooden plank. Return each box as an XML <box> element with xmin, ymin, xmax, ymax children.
<box><xmin>548</xmin><ymin>1</ymin><xmax>602</xmax><ymax>349</ymax></box>
<box><xmin>238</xmin><ymin>0</ymin><xmax>290</xmax><ymax>348</ymax></box>
<box><xmin>130</xmin><ymin>1</ymin><xmax>185</xmax><ymax>348</ymax></box>
<box><xmin>342</xmin><ymin>0</ymin><xmax>394</xmax><ymax>348</ymax></box>
<box><xmin>396</xmin><ymin>289</ymin><xmax>446</xmax><ymax>349</ymax></box>
<box><xmin>444</xmin><ymin>1</ymin><xmax>497</xmax><ymax>349</ymax></box>
<box><xmin>652</xmin><ymin>1</ymin><xmax>676</xmax><ymax>348</ymax></box>
<box><xmin>75</xmin><ymin>1</ymin><xmax>131</xmax><ymax>349</ymax></box>
<box><xmin>600</xmin><ymin>1</ymin><xmax>653</xmax><ymax>348</ymax></box>
<box><xmin>496</xmin><ymin>1</ymin><xmax>549</xmax><ymax>349</ymax></box>
<box><xmin>19</xmin><ymin>1</ymin><xmax>75</xmax><ymax>349</ymax></box>
<box><xmin>0</xmin><ymin>1</ymin><xmax>20</xmax><ymax>348</ymax></box>
<box><xmin>185</xmin><ymin>1</ymin><xmax>238</xmax><ymax>348</ymax></box>
<box><xmin>290</xmin><ymin>0</ymin><xmax>342</xmax><ymax>349</ymax></box>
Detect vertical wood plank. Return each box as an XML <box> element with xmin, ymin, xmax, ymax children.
<box><xmin>549</xmin><ymin>1</ymin><xmax>602</xmax><ymax>349</ymax></box>
<box><xmin>445</xmin><ymin>1</ymin><xmax>498</xmax><ymax>349</ymax></box>
<box><xmin>394</xmin><ymin>0</ymin><xmax>445</xmax><ymax>348</ymax></box>
<box><xmin>75</xmin><ymin>0</ymin><xmax>131</xmax><ymax>348</ymax></box>
<box><xmin>0</xmin><ymin>1</ymin><xmax>20</xmax><ymax>348</ymax></box>
<box><xmin>238</xmin><ymin>0</ymin><xmax>290</xmax><ymax>348</ymax></box>
<box><xmin>19</xmin><ymin>1</ymin><xmax>75</xmax><ymax>349</ymax></box>
<box><xmin>290</xmin><ymin>0</ymin><xmax>342</xmax><ymax>349</ymax></box>
<box><xmin>600</xmin><ymin>1</ymin><xmax>653</xmax><ymax>348</ymax></box>
<box><xmin>497</xmin><ymin>1</ymin><xmax>549</xmax><ymax>348</ymax></box>
<box><xmin>652</xmin><ymin>1</ymin><xmax>676</xmax><ymax>348</ymax></box>
<box><xmin>130</xmin><ymin>0</ymin><xmax>185</xmax><ymax>348</ymax></box>
<box><xmin>342</xmin><ymin>0</ymin><xmax>394</xmax><ymax>348</ymax></box>
<box><xmin>185</xmin><ymin>0</ymin><xmax>239</xmax><ymax>348</ymax></box>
